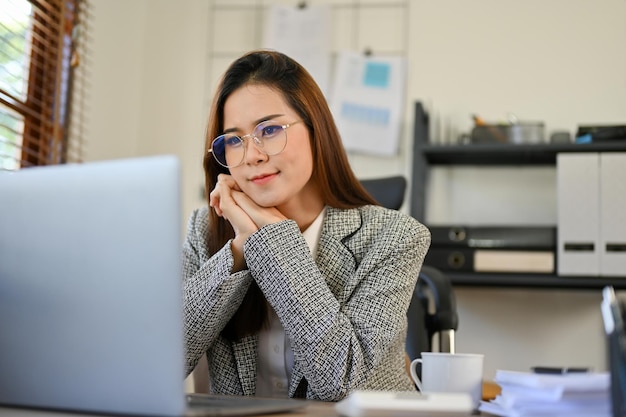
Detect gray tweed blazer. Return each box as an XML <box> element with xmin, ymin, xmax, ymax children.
<box><xmin>182</xmin><ymin>205</ymin><xmax>430</xmax><ymax>401</ymax></box>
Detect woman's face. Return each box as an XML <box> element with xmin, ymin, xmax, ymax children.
<box><xmin>222</xmin><ymin>83</ymin><xmax>321</xmax><ymax>211</ymax></box>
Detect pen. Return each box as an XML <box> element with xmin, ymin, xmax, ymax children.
<box><xmin>531</xmin><ymin>366</ymin><xmax>590</xmax><ymax>374</ymax></box>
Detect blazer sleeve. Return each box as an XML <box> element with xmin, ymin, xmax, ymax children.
<box><xmin>244</xmin><ymin>208</ymin><xmax>430</xmax><ymax>401</ymax></box>
<box><xmin>181</xmin><ymin>207</ymin><xmax>253</xmax><ymax>376</ymax></box>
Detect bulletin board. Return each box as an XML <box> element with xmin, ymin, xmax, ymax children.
<box><xmin>204</xmin><ymin>0</ymin><xmax>409</xmax><ymax>92</ymax></box>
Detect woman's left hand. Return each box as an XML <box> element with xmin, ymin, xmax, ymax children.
<box><xmin>230</xmin><ymin>190</ymin><xmax>286</xmax><ymax>229</ymax></box>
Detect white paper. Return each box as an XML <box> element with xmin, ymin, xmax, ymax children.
<box><xmin>495</xmin><ymin>370</ymin><xmax>610</xmax><ymax>392</ymax></box>
<box><xmin>478</xmin><ymin>370</ymin><xmax>611</xmax><ymax>417</ymax></box>
<box><xmin>263</xmin><ymin>5</ymin><xmax>331</xmax><ymax>95</ymax></box>
<box><xmin>329</xmin><ymin>51</ymin><xmax>407</xmax><ymax>156</ymax></box>
<box><xmin>479</xmin><ymin>399</ymin><xmax>610</xmax><ymax>417</ymax></box>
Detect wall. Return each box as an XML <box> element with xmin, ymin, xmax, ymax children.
<box><xmin>86</xmin><ymin>0</ymin><xmax>626</xmax><ymax>381</ymax></box>
<box><xmin>88</xmin><ymin>0</ymin><xmax>209</xmax><ymax>228</ymax></box>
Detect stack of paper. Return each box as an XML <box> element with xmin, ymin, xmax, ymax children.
<box><xmin>479</xmin><ymin>370</ymin><xmax>611</xmax><ymax>417</ymax></box>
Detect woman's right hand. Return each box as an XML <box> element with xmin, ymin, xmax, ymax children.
<box><xmin>210</xmin><ymin>174</ymin><xmax>259</xmax><ymax>233</ymax></box>
<box><xmin>209</xmin><ymin>174</ymin><xmax>257</xmax><ymax>271</ymax></box>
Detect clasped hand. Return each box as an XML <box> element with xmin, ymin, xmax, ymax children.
<box><xmin>209</xmin><ymin>173</ymin><xmax>286</xmax><ymax>244</ymax></box>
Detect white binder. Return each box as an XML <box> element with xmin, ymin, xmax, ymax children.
<box><xmin>557</xmin><ymin>153</ymin><xmax>600</xmax><ymax>276</ymax></box>
<box><xmin>600</xmin><ymin>153</ymin><xmax>626</xmax><ymax>276</ymax></box>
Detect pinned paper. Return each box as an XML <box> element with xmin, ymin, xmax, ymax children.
<box><xmin>329</xmin><ymin>51</ymin><xmax>407</xmax><ymax>156</ymax></box>
<box><xmin>263</xmin><ymin>5</ymin><xmax>332</xmax><ymax>95</ymax></box>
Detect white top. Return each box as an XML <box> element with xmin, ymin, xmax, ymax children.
<box><xmin>255</xmin><ymin>207</ymin><xmax>327</xmax><ymax>397</ymax></box>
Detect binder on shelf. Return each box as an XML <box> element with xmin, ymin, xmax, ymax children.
<box><xmin>557</xmin><ymin>153</ymin><xmax>600</xmax><ymax>276</ymax></box>
<box><xmin>424</xmin><ymin>248</ymin><xmax>474</xmax><ymax>272</ymax></box>
<box><xmin>428</xmin><ymin>225</ymin><xmax>556</xmax><ymax>249</ymax></box>
<box><xmin>600</xmin><ymin>153</ymin><xmax>626</xmax><ymax>277</ymax></box>
<box><xmin>424</xmin><ymin>248</ymin><xmax>555</xmax><ymax>274</ymax></box>
<box><xmin>473</xmin><ymin>250</ymin><xmax>554</xmax><ymax>274</ymax></box>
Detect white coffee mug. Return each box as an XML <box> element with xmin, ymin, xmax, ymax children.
<box><xmin>410</xmin><ymin>352</ymin><xmax>484</xmax><ymax>409</ymax></box>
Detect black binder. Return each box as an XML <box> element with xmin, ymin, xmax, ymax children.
<box><xmin>424</xmin><ymin>248</ymin><xmax>474</xmax><ymax>272</ymax></box>
<box><xmin>428</xmin><ymin>225</ymin><xmax>556</xmax><ymax>249</ymax></box>
<box><xmin>424</xmin><ymin>247</ymin><xmax>555</xmax><ymax>274</ymax></box>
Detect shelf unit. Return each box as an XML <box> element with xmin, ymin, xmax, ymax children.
<box><xmin>410</xmin><ymin>101</ymin><xmax>626</xmax><ymax>289</ymax></box>
<box><xmin>446</xmin><ymin>273</ymin><xmax>626</xmax><ymax>290</ymax></box>
<box><xmin>418</xmin><ymin>141</ymin><xmax>626</xmax><ymax>166</ymax></box>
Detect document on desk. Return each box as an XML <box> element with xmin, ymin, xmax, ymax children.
<box><xmin>478</xmin><ymin>370</ymin><xmax>611</xmax><ymax>417</ymax></box>
<box><xmin>495</xmin><ymin>369</ymin><xmax>609</xmax><ymax>391</ymax></box>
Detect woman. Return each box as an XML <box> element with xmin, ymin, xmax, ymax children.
<box><xmin>182</xmin><ymin>49</ymin><xmax>430</xmax><ymax>401</ymax></box>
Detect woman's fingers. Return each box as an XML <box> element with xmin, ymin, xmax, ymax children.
<box><xmin>209</xmin><ymin>174</ymin><xmax>239</xmax><ymax>216</ymax></box>
<box><xmin>210</xmin><ymin>175</ymin><xmax>258</xmax><ymax>236</ymax></box>
<box><xmin>231</xmin><ymin>191</ymin><xmax>286</xmax><ymax>228</ymax></box>
<box><xmin>223</xmin><ymin>191</ymin><xmax>257</xmax><ymax>231</ymax></box>
<box><xmin>209</xmin><ymin>173</ymin><xmax>284</xmax><ymax>233</ymax></box>
<box><xmin>208</xmin><ymin>186</ymin><xmax>223</xmax><ymax>216</ymax></box>
<box><xmin>217</xmin><ymin>173</ymin><xmax>240</xmax><ymax>191</ymax></box>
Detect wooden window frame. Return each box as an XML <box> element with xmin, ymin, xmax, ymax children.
<box><xmin>1</xmin><ymin>0</ymin><xmax>85</xmax><ymax>169</ymax></box>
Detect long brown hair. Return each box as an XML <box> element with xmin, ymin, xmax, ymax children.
<box><xmin>203</xmin><ymin>49</ymin><xmax>377</xmax><ymax>341</ymax></box>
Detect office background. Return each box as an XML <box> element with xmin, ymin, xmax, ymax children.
<box><xmin>85</xmin><ymin>0</ymin><xmax>626</xmax><ymax>380</ymax></box>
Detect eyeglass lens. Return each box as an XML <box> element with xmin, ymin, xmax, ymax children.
<box><xmin>211</xmin><ymin>121</ymin><xmax>288</xmax><ymax>168</ymax></box>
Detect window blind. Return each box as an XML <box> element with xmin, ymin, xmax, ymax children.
<box><xmin>0</xmin><ymin>0</ymin><xmax>90</xmax><ymax>170</ymax></box>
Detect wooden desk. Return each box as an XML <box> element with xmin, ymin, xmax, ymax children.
<box><xmin>0</xmin><ymin>404</ymin><xmax>337</xmax><ymax>417</ymax></box>
<box><xmin>279</xmin><ymin>401</ymin><xmax>335</xmax><ymax>416</ymax></box>
<box><xmin>0</xmin><ymin>385</ymin><xmax>501</xmax><ymax>417</ymax></box>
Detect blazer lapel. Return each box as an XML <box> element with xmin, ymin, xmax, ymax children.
<box><xmin>289</xmin><ymin>208</ymin><xmax>362</xmax><ymax>398</ymax></box>
<box><xmin>315</xmin><ymin>208</ymin><xmax>362</xmax><ymax>296</ymax></box>
<box><xmin>236</xmin><ymin>208</ymin><xmax>362</xmax><ymax>399</ymax></box>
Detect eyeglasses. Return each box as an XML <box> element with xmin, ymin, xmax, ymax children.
<box><xmin>208</xmin><ymin>120</ymin><xmax>302</xmax><ymax>168</ymax></box>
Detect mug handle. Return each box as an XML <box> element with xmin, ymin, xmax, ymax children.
<box><xmin>409</xmin><ymin>358</ymin><xmax>423</xmax><ymax>391</ymax></box>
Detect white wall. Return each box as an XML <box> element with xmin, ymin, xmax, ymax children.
<box><xmin>88</xmin><ymin>0</ymin><xmax>209</xmax><ymax>226</ymax></box>
<box><xmin>86</xmin><ymin>0</ymin><xmax>626</xmax><ymax>381</ymax></box>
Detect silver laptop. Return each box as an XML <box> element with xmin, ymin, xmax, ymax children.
<box><xmin>0</xmin><ymin>156</ymin><xmax>306</xmax><ymax>416</ymax></box>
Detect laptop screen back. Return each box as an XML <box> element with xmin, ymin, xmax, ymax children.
<box><xmin>0</xmin><ymin>156</ymin><xmax>186</xmax><ymax>417</ymax></box>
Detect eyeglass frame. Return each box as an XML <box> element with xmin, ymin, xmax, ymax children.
<box><xmin>207</xmin><ymin>119</ymin><xmax>303</xmax><ymax>168</ymax></box>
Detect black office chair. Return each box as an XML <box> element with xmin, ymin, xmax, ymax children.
<box><xmin>360</xmin><ymin>176</ymin><xmax>459</xmax><ymax>361</ymax></box>
<box><xmin>406</xmin><ymin>265</ymin><xmax>458</xmax><ymax>358</ymax></box>
<box><xmin>359</xmin><ymin>176</ymin><xmax>407</xmax><ymax>212</ymax></box>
